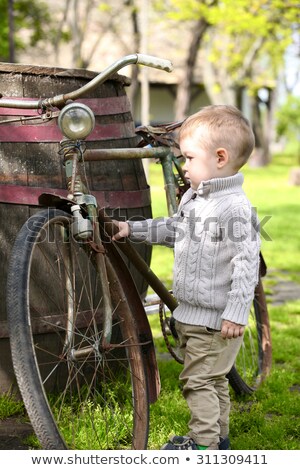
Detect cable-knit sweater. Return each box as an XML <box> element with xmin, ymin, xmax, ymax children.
<box><xmin>128</xmin><ymin>173</ymin><xmax>261</xmax><ymax>330</ymax></box>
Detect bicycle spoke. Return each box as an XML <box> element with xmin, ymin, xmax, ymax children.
<box><xmin>7</xmin><ymin>209</ymin><xmax>149</xmax><ymax>449</ymax></box>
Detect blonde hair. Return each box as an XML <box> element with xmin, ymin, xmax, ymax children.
<box><xmin>179</xmin><ymin>105</ymin><xmax>255</xmax><ymax>169</ymax></box>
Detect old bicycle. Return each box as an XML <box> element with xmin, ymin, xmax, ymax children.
<box><xmin>0</xmin><ymin>54</ymin><xmax>271</xmax><ymax>450</ymax></box>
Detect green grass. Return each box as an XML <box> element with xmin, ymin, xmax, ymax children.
<box><xmin>0</xmin><ymin>393</ymin><xmax>25</xmax><ymax>420</ymax></box>
<box><xmin>146</xmin><ymin>152</ymin><xmax>300</xmax><ymax>450</ymax></box>
<box><xmin>147</xmin><ymin>303</ymin><xmax>300</xmax><ymax>450</ymax></box>
<box><xmin>1</xmin><ymin>152</ymin><xmax>300</xmax><ymax>450</ymax></box>
<box><xmin>242</xmin><ymin>154</ymin><xmax>300</xmax><ymax>280</ymax></box>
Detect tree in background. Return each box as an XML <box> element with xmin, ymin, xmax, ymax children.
<box><xmin>2</xmin><ymin>0</ymin><xmax>299</xmax><ymax>168</ymax></box>
<box><xmin>276</xmin><ymin>95</ymin><xmax>300</xmax><ymax>159</ymax></box>
<box><xmin>0</xmin><ymin>0</ymin><xmax>51</xmax><ymax>62</ymax></box>
<box><xmin>51</xmin><ymin>0</ymin><xmax>109</xmax><ymax>69</ymax></box>
<box><xmin>203</xmin><ymin>0</ymin><xmax>300</xmax><ymax>166</ymax></box>
<box><xmin>155</xmin><ymin>0</ymin><xmax>217</xmax><ymax>121</ymax></box>
<box><xmin>158</xmin><ymin>0</ymin><xmax>300</xmax><ymax>166</ymax></box>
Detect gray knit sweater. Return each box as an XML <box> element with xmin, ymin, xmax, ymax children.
<box><xmin>128</xmin><ymin>173</ymin><xmax>261</xmax><ymax>330</ymax></box>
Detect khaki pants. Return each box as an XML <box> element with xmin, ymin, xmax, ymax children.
<box><xmin>175</xmin><ymin>321</ymin><xmax>243</xmax><ymax>447</ymax></box>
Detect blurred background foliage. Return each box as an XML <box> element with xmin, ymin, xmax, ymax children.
<box><xmin>0</xmin><ymin>0</ymin><xmax>299</xmax><ymax>167</ymax></box>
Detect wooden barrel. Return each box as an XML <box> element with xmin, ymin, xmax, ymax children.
<box><xmin>0</xmin><ymin>63</ymin><xmax>152</xmax><ymax>394</ymax></box>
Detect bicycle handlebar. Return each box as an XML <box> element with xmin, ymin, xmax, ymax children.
<box><xmin>135</xmin><ymin>53</ymin><xmax>173</xmax><ymax>72</ymax></box>
<box><xmin>0</xmin><ymin>53</ymin><xmax>173</xmax><ymax>110</ymax></box>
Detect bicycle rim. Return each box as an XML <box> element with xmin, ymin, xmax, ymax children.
<box><xmin>159</xmin><ymin>301</ymin><xmax>183</xmax><ymax>364</ymax></box>
<box><xmin>227</xmin><ymin>278</ymin><xmax>272</xmax><ymax>394</ymax></box>
<box><xmin>7</xmin><ymin>209</ymin><xmax>149</xmax><ymax>449</ymax></box>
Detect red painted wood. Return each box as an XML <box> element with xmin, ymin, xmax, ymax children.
<box><xmin>0</xmin><ymin>184</ymin><xmax>150</xmax><ymax>209</ymax></box>
<box><xmin>0</xmin><ymin>121</ymin><xmax>135</xmax><ymax>142</ymax></box>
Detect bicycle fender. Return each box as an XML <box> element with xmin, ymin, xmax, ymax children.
<box><xmin>105</xmin><ymin>240</ymin><xmax>161</xmax><ymax>404</ymax></box>
<box><xmin>38</xmin><ymin>193</ymin><xmax>75</xmax><ymax>212</ymax></box>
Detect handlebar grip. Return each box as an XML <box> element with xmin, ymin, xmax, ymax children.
<box><xmin>136</xmin><ymin>54</ymin><xmax>173</xmax><ymax>73</ymax></box>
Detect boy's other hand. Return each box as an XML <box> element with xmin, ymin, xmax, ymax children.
<box><xmin>112</xmin><ymin>220</ymin><xmax>130</xmax><ymax>241</ymax></box>
<box><xmin>221</xmin><ymin>320</ymin><xmax>245</xmax><ymax>339</ymax></box>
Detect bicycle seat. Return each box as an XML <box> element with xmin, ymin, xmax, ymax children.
<box><xmin>135</xmin><ymin>121</ymin><xmax>184</xmax><ymax>153</ymax></box>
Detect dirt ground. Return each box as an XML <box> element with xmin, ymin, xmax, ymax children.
<box><xmin>0</xmin><ymin>417</ymin><xmax>34</xmax><ymax>450</ymax></box>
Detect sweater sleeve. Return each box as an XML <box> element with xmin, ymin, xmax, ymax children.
<box><xmin>221</xmin><ymin>202</ymin><xmax>261</xmax><ymax>326</ymax></box>
<box><xmin>127</xmin><ymin>216</ymin><xmax>177</xmax><ymax>247</ymax></box>
<box><xmin>127</xmin><ymin>187</ymin><xmax>194</xmax><ymax>247</ymax></box>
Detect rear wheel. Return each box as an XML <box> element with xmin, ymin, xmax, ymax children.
<box><xmin>159</xmin><ymin>299</ymin><xmax>183</xmax><ymax>364</ymax></box>
<box><xmin>227</xmin><ymin>277</ymin><xmax>272</xmax><ymax>394</ymax></box>
<box><xmin>7</xmin><ymin>208</ymin><xmax>149</xmax><ymax>449</ymax></box>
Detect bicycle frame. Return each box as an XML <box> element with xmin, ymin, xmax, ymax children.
<box><xmin>83</xmin><ymin>146</ymin><xmax>182</xmax><ymax>218</ymax></box>
<box><xmin>45</xmin><ymin>141</ymin><xmax>180</xmax><ymax>343</ymax></box>
<box><xmin>34</xmin><ymin>137</ymin><xmax>180</xmax><ymax>406</ymax></box>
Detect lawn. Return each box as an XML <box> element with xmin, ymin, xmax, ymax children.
<box><xmin>146</xmin><ymin>151</ymin><xmax>300</xmax><ymax>450</ymax></box>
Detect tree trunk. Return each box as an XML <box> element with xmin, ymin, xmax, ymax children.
<box><xmin>202</xmin><ymin>48</ymin><xmax>237</xmax><ymax>106</ymax></box>
<box><xmin>126</xmin><ymin>0</ymin><xmax>140</xmax><ymax>114</ymax></box>
<box><xmin>174</xmin><ymin>18</ymin><xmax>210</xmax><ymax>120</ymax></box>
<box><xmin>248</xmin><ymin>94</ymin><xmax>270</xmax><ymax>167</ymax></box>
<box><xmin>8</xmin><ymin>0</ymin><xmax>15</xmax><ymax>62</ymax></box>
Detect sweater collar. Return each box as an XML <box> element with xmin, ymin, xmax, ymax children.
<box><xmin>195</xmin><ymin>172</ymin><xmax>244</xmax><ymax>197</ymax></box>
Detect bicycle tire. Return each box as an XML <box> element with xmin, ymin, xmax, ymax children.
<box><xmin>159</xmin><ymin>300</ymin><xmax>183</xmax><ymax>364</ymax></box>
<box><xmin>227</xmin><ymin>277</ymin><xmax>272</xmax><ymax>395</ymax></box>
<box><xmin>7</xmin><ymin>208</ymin><xmax>149</xmax><ymax>450</ymax></box>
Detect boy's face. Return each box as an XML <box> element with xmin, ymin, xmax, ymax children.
<box><xmin>180</xmin><ymin>131</ymin><xmax>219</xmax><ymax>190</ymax></box>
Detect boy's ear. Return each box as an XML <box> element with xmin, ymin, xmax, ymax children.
<box><xmin>216</xmin><ymin>148</ymin><xmax>229</xmax><ymax>168</ymax></box>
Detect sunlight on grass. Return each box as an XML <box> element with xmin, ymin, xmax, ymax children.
<box><xmin>147</xmin><ymin>302</ymin><xmax>300</xmax><ymax>450</ymax></box>
<box><xmin>243</xmin><ymin>155</ymin><xmax>300</xmax><ymax>276</ymax></box>
<box><xmin>47</xmin><ymin>386</ymin><xmax>136</xmax><ymax>450</ymax></box>
<box><xmin>148</xmin><ymin>360</ymin><xmax>189</xmax><ymax>449</ymax></box>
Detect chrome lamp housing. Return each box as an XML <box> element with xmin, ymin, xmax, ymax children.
<box><xmin>58</xmin><ymin>102</ymin><xmax>95</xmax><ymax>140</ymax></box>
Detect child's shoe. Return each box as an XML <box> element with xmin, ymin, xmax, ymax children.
<box><xmin>219</xmin><ymin>436</ymin><xmax>230</xmax><ymax>450</ymax></box>
<box><xmin>161</xmin><ymin>435</ymin><xmax>219</xmax><ymax>450</ymax></box>
<box><xmin>161</xmin><ymin>435</ymin><xmax>198</xmax><ymax>450</ymax></box>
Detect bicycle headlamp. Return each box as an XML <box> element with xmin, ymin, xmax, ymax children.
<box><xmin>58</xmin><ymin>102</ymin><xmax>95</xmax><ymax>140</ymax></box>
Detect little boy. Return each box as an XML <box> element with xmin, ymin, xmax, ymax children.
<box><xmin>113</xmin><ymin>105</ymin><xmax>261</xmax><ymax>450</ymax></box>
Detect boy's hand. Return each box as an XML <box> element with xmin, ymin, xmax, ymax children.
<box><xmin>112</xmin><ymin>220</ymin><xmax>130</xmax><ymax>241</ymax></box>
<box><xmin>221</xmin><ymin>320</ymin><xmax>245</xmax><ymax>339</ymax></box>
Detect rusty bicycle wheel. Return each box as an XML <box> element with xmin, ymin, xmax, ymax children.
<box><xmin>7</xmin><ymin>209</ymin><xmax>149</xmax><ymax>449</ymax></box>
